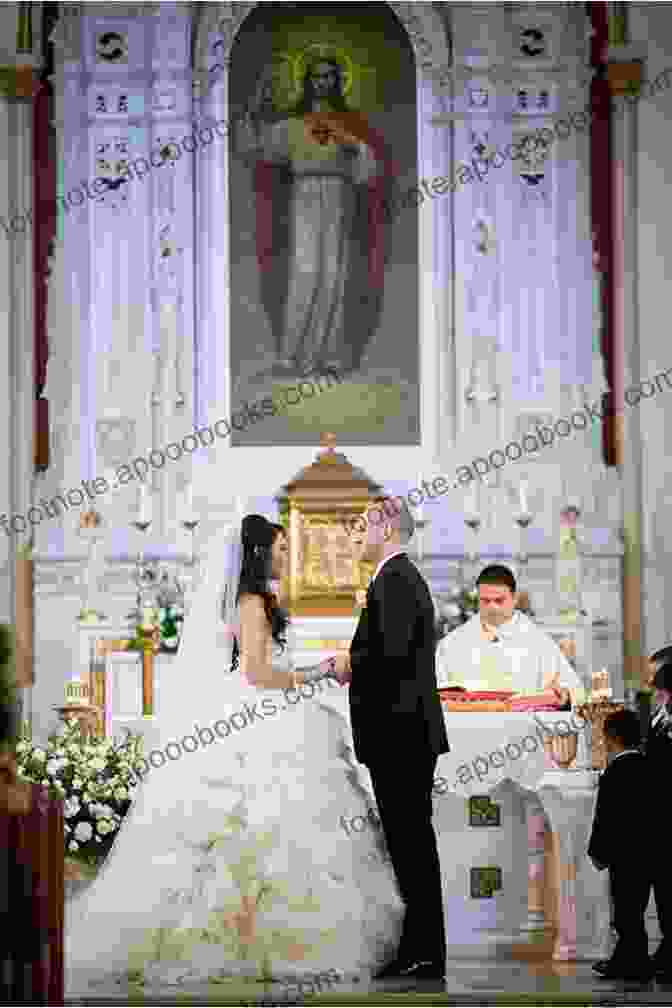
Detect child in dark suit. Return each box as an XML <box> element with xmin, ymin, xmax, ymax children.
<box><xmin>644</xmin><ymin>658</ymin><xmax>672</xmax><ymax>980</ymax></box>
<box><xmin>588</xmin><ymin>709</ymin><xmax>654</xmax><ymax>981</ymax></box>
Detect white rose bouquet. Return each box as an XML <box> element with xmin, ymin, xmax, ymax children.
<box><xmin>15</xmin><ymin>718</ymin><xmax>144</xmax><ymax>873</ymax></box>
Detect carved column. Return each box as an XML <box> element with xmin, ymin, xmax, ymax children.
<box><xmin>538</xmin><ymin>770</ymin><xmax>601</xmax><ymax>960</ymax></box>
<box><xmin>521</xmin><ymin>795</ymin><xmax>549</xmax><ymax>932</ymax></box>
<box><xmin>194</xmin><ymin>35</ymin><xmax>232</xmax><ymax>435</ymax></box>
<box><xmin>605</xmin><ymin>21</ymin><xmax>647</xmax><ymax>697</ymax></box>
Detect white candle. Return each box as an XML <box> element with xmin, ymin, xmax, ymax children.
<box><xmin>137</xmin><ymin>483</ymin><xmax>152</xmax><ymax>525</ymax></box>
<box><xmin>465</xmin><ymin>479</ymin><xmax>480</xmax><ymax>519</ymax></box>
<box><xmin>182</xmin><ymin>483</ymin><xmax>194</xmax><ymax>521</ymax></box>
<box><xmin>518</xmin><ymin>480</ymin><xmax>528</xmax><ymax>515</ymax></box>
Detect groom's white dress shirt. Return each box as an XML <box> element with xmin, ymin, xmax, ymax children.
<box><xmin>436</xmin><ymin>611</ymin><xmax>580</xmax><ymax>694</ymax></box>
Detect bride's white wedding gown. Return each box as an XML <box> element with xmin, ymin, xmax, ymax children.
<box><xmin>65</xmin><ymin>619</ymin><xmax>403</xmax><ymax>993</ymax></box>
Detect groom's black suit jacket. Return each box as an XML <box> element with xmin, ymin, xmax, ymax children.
<box><xmin>348</xmin><ymin>553</ymin><xmax>449</xmax><ymax>767</ymax></box>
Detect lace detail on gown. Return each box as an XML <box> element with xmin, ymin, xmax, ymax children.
<box><xmin>65</xmin><ymin>620</ymin><xmax>402</xmax><ymax>993</ymax></box>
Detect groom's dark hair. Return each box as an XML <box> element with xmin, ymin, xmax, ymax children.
<box><xmin>230</xmin><ymin>515</ymin><xmax>289</xmax><ymax>674</ymax></box>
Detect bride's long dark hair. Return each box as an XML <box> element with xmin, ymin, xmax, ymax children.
<box><xmin>230</xmin><ymin>515</ymin><xmax>289</xmax><ymax>673</ymax></box>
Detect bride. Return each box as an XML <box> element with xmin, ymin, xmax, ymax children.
<box><xmin>66</xmin><ymin>509</ymin><xmax>403</xmax><ymax>994</ymax></box>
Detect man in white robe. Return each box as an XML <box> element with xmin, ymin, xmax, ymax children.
<box><xmin>436</xmin><ymin>565</ymin><xmax>581</xmax><ymax>700</ymax></box>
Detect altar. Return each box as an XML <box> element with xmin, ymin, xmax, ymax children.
<box><xmin>289</xmin><ymin>657</ymin><xmax>611</xmax><ymax>963</ymax></box>
<box><xmin>71</xmin><ymin>624</ymin><xmax>613</xmax><ymax>962</ymax></box>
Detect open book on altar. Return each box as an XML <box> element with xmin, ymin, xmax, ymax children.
<box><xmin>438</xmin><ymin>687</ymin><xmax>566</xmax><ymax>712</ymax></box>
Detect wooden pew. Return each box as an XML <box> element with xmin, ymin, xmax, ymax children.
<box><xmin>0</xmin><ymin>779</ymin><xmax>64</xmax><ymax>1003</ymax></box>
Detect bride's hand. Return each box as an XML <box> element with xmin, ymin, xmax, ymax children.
<box><xmin>321</xmin><ymin>653</ymin><xmax>351</xmax><ymax>686</ymax></box>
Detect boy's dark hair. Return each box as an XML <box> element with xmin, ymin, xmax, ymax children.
<box><xmin>476</xmin><ymin>565</ymin><xmax>517</xmax><ymax>595</ymax></box>
<box><xmin>603</xmin><ymin>708</ymin><xmax>642</xmax><ymax>749</ymax></box>
<box><xmin>652</xmin><ymin>660</ymin><xmax>672</xmax><ymax>692</ymax></box>
<box><xmin>650</xmin><ymin>644</ymin><xmax>672</xmax><ymax>666</ymax></box>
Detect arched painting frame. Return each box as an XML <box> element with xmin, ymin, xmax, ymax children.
<box><xmin>193</xmin><ymin>2</ymin><xmax>453</xmax><ymax>454</ymax></box>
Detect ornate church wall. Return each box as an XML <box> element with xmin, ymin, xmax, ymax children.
<box><xmin>628</xmin><ymin>2</ymin><xmax>672</xmax><ymax>661</ymax></box>
<box><xmin>24</xmin><ymin>2</ymin><xmax>627</xmax><ymax>735</ymax></box>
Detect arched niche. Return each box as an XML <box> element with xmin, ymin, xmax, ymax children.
<box><xmin>193</xmin><ymin>2</ymin><xmax>453</xmax><ymax>465</ymax></box>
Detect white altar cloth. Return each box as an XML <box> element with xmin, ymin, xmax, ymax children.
<box><xmin>316</xmin><ymin>690</ymin><xmax>591</xmax><ymax>798</ymax></box>
<box><xmin>315</xmin><ymin>690</ymin><xmax>609</xmax><ymax>960</ymax></box>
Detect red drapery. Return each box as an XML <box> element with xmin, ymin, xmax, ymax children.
<box><xmin>589</xmin><ymin>1</ymin><xmax>617</xmax><ymax>466</ymax></box>
<box><xmin>33</xmin><ymin>78</ymin><xmax>54</xmax><ymax>472</ymax></box>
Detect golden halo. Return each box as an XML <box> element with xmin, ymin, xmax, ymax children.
<box><xmin>290</xmin><ymin>42</ymin><xmax>355</xmax><ymax>99</ymax></box>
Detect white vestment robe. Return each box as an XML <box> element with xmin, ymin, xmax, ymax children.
<box><xmin>436</xmin><ymin>612</ymin><xmax>581</xmax><ymax>694</ymax></box>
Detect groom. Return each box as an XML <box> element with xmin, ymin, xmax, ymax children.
<box><xmin>333</xmin><ymin>496</ymin><xmax>449</xmax><ymax>980</ymax></box>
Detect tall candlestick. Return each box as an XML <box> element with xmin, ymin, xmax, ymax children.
<box><xmin>519</xmin><ymin>480</ymin><xmax>529</xmax><ymax>516</ymax></box>
<box><xmin>182</xmin><ymin>483</ymin><xmax>194</xmax><ymax>521</ymax></box>
<box><xmin>465</xmin><ymin>479</ymin><xmax>480</xmax><ymax>518</ymax></box>
<box><xmin>137</xmin><ymin>483</ymin><xmax>152</xmax><ymax>526</ymax></box>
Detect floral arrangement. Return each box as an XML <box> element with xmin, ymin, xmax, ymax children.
<box><xmin>15</xmin><ymin>718</ymin><xmax>144</xmax><ymax>873</ymax></box>
<box><xmin>435</xmin><ymin>586</ymin><xmax>535</xmax><ymax>641</ymax></box>
<box><xmin>127</xmin><ymin>563</ymin><xmax>184</xmax><ymax>655</ymax></box>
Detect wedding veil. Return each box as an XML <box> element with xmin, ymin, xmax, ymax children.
<box><xmin>147</xmin><ymin>496</ymin><xmax>249</xmax><ymax>751</ymax></box>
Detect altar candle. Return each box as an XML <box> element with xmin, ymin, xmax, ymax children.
<box><xmin>182</xmin><ymin>483</ymin><xmax>195</xmax><ymax>521</ymax></box>
<box><xmin>466</xmin><ymin>479</ymin><xmax>480</xmax><ymax>518</ymax></box>
<box><xmin>137</xmin><ymin>483</ymin><xmax>152</xmax><ymax>525</ymax></box>
<box><xmin>519</xmin><ymin>480</ymin><xmax>529</xmax><ymax>515</ymax></box>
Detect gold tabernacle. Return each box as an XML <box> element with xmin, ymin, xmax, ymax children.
<box><xmin>275</xmin><ymin>433</ymin><xmax>379</xmax><ymax>617</ymax></box>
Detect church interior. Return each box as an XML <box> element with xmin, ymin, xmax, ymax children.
<box><xmin>1</xmin><ymin>1</ymin><xmax>672</xmax><ymax>1003</ymax></box>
